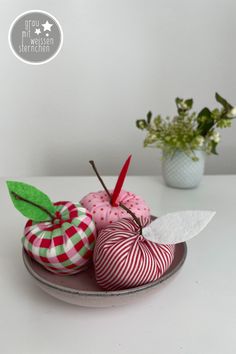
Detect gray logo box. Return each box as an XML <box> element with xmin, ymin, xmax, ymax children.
<box><xmin>9</xmin><ymin>10</ymin><xmax>63</xmax><ymax>65</ymax></box>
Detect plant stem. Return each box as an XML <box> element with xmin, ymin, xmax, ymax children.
<box><xmin>89</xmin><ymin>160</ymin><xmax>142</xmax><ymax>233</ymax></box>
<box><xmin>11</xmin><ymin>191</ymin><xmax>54</xmax><ymax>220</ymax></box>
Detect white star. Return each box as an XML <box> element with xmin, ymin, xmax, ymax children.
<box><xmin>35</xmin><ymin>28</ymin><xmax>41</xmax><ymax>35</ymax></box>
<box><xmin>41</xmin><ymin>20</ymin><xmax>53</xmax><ymax>32</ymax></box>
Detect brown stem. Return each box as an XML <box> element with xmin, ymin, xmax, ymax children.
<box><xmin>89</xmin><ymin>160</ymin><xmax>142</xmax><ymax>234</ymax></box>
<box><xmin>89</xmin><ymin>160</ymin><xmax>111</xmax><ymax>198</ymax></box>
<box><xmin>120</xmin><ymin>203</ymin><xmax>142</xmax><ymax>234</ymax></box>
<box><xmin>11</xmin><ymin>191</ymin><xmax>54</xmax><ymax>220</ymax></box>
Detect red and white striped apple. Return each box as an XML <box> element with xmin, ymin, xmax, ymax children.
<box><xmin>94</xmin><ymin>210</ymin><xmax>215</xmax><ymax>290</ymax></box>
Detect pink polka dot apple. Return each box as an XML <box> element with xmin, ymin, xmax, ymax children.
<box><xmin>80</xmin><ymin>155</ymin><xmax>150</xmax><ymax>230</ymax></box>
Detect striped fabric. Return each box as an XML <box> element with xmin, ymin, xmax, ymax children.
<box><xmin>22</xmin><ymin>201</ymin><xmax>96</xmax><ymax>275</ymax></box>
<box><xmin>94</xmin><ymin>218</ymin><xmax>175</xmax><ymax>290</ymax></box>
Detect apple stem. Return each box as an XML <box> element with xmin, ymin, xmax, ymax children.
<box><xmin>11</xmin><ymin>191</ymin><xmax>54</xmax><ymax>220</ymax></box>
<box><xmin>111</xmin><ymin>155</ymin><xmax>132</xmax><ymax>206</ymax></box>
<box><xmin>89</xmin><ymin>160</ymin><xmax>111</xmax><ymax>199</ymax></box>
<box><xmin>89</xmin><ymin>160</ymin><xmax>142</xmax><ymax>233</ymax></box>
<box><xmin>120</xmin><ymin>203</ymin><xmax>142</xmax><ymax>234</ymax></box>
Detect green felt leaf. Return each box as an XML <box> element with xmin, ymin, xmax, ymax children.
<box><xmin>6</xmin><ymin>181</ymin><xmax>56</xmax><ymax>221</ymax></box>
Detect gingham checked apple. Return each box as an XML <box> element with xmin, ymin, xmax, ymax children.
<box><xmin>23</xmin><ymin>201</ymin><xmax>96</xmax><ymax>274</ymax></box>
<box><xmin>7</xmin><ymin>181</ymin><xmax>96</xmax><ymax>275</ymax></box>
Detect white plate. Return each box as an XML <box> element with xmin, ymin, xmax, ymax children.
<box><xmin>22</xmin><ymin>242</ymin><xmax>187</xmax><ymax>307</ymax></box>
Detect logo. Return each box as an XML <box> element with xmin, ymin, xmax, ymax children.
<box><xmin>8</xmin><ymin>10</ymin><xmax>63</xmax><ymax>65</ymax></box>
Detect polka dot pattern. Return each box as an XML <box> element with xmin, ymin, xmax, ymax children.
<box><xmin>80</xmin><ymin>189</ymin><xmax>150</xmax><ymax>231</ymax></box>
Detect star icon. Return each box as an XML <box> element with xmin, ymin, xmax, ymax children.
<box><xmin>41</xmin><ymin>20</ymin><xmax>53</xmax><ymax>32</ymax></box>
<box><xmin>35</xmin><ymin>28</ymin><xmax>41</xmax><ymax>35</ymax></box>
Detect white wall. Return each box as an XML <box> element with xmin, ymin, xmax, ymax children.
<box><xmin>1</xmin><ymin>0</ymin><xmax>236</xmax><ymax>177</ymax></box>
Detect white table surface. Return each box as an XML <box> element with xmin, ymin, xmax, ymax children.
<box><xmin>0</xmin><ymin>176</ymin><xmax>235</xmax><ymax>354</ymax></box>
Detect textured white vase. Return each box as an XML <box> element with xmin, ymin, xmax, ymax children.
<box><xmin>162</xmin><ymin>150</ymin><xmax>205</xmax><ymax>189</ymax></box>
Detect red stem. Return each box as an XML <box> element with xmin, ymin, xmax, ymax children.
<box><xmin>111</xmin><ymin>154</ymin><xmax>132</xmax><ymax>206</ymax></box>
<box><xmin>89</xmin><ymin>159</ymin><xmax>142</xmax><ymax>233</ymax></box>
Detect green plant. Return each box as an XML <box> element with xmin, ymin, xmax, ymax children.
<box><xmin>136</xmin><ymin>93</ymin><xmax>236</xmax><ymax>160</ymax></box>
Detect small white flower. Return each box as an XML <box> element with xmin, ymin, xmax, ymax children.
<box><xmin>227</xmin><ymin>106</ymin><xmax>236</xmax><ymax>118</ymax></box>
<box><xmin>196</xmin><ymin>136</ymin><xmax>204</xmax><ymax>147</ymax></box>
<box><xmin>179</xmin><ymin>102</ymin><xmax>188</xmax><ymax>110</ymax></box>
<box><xmin>210</xmin><ymin>131</ymin><xmax>220</xmax><ymax>143</ymax></box>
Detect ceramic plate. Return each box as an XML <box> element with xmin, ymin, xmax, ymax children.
<box><xmin>22</xmin><ymin>241</ymin><xmax>187</xmax><ymax>307</ymax></box>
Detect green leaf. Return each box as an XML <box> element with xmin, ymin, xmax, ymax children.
<box><xmin>198</xmin><ymin>107</ymin><xmax>211</xmax><ymax>119</ymax></box>
<box><xmin>175</xmin><ymin>97</ymin><xmax>192</xmax><ymax>114</ymax></box>
<box><xmin>211</xmin><ymin>141</ymin><xmax>218</xmax><ymax>155</ymax></box>
<box><xmin>197</xmin><ymin>107</ymin><xmax>214</xmax><ymax>136</ymax></box>
<box><xmin>6</xmin><ymin>181</ymin><xmax>56</xmax><ymax>221</ymax></box>
<box><xmin>175</xmin><ymin>97</ymin><xmax>182</xmax><ymax>105</ymax></box>
<box><xmin>136</xmin><ymin>119</ymin><xmax>148</xmax><ymax>130</ymax></box>
<box><xmin>185</xmin><ymin>99</ymin><xmax>193</xmax><ymax>109</ymax></box>
<box><xmin>146</xmin><ymin>111</ymin><xmax>152</xmax><ymax>124</ymax></box>
<box><xmin>215</xmin><ymin>92</ymin><xmax>233</xmax><ymax>110</ymax></box>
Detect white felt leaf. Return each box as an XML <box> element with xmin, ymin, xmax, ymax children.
<box><xmin>142</xmin><ymin>210</ymin><xmax>215</xmax><ymax>244</ymax></box>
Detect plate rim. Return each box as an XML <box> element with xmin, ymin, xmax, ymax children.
<box><xmin>22</xmin><ymin>242</ymin><xmax>187</xmax><ymax>297</ymax></box>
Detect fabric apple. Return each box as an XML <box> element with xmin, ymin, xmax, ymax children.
<box><xmin>80</xmin><ymin>155</ymin><xmax>150</xmax><ymax>230</ymax></box>
<box><xmin>7</xmin><ymin>181</ymin><xmax>96</xmax><ymax>275</ymax></box>
<box><xmin>94</xmin><ymin>210</ymin><xmax>215</xmax><ymax>290</ymax></box>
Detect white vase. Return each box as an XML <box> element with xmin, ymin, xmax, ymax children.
<box><xmin>162</xmin><ymin>150</ymin><xmax>205</xmax><ymax>189</ymax></box>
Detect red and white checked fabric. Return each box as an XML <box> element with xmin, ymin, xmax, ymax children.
<box><xmin>22</xmin><ymin>201</ymin><xmax>96</xmax><ymax>275</ymax></box>
<box><xmin>94</xmin><ymin>218</ymin><xmax>175</xmax><ymax>290</ymax></box>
